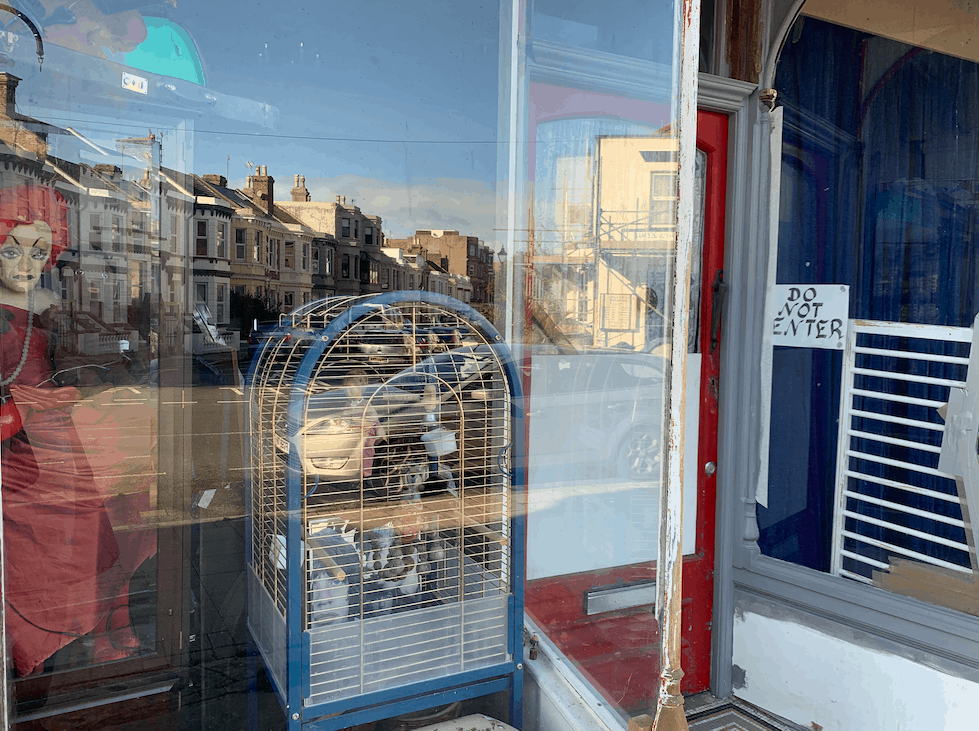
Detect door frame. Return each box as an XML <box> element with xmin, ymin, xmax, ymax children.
<box><xmin>519</xmin><ymin>97</ymin><xmax>732</xmax><ymax>709</ymax></box>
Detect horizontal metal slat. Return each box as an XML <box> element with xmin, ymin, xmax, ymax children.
<box><xmin>844</xmin><ymin>490</ymin><xmax>965</xmax><ymax>527</ymax></box>
<box><xmin>853</xmin><ymin>346</ymin><xmax>970</xmax><ymax>365</ymax></box>
<box><xmin>849</xmin><ymin>409</ymin><xmax>944</xmax><ymax>432</ymax></box>
<box><xmin>839</xmin><ymin>567</ymin><xmax>874</xmax><ymax>584</ymax></box>
<box><xmin>841</xmin><ymin>530</ymin><xmax>972</xmax><ymax>573</ymax></box>
<box><xmin>843</xmin><ymin>510</ymin><xmax>967</xmax><ymax>551</ymax></box>
<box><xmin>852</xmin><ymin>321</ymin><xmax>972</xmax><ymax>341</ymax></box>
<box><xmin>840</xmin><ymin>548</ymin><xmax>889</xmax><ymax>571</ymax></box>
<box><xmin>850</xmin><ymin>388</ymin><xmax>946</xmax><ymax>409</ymax></box>
<box><xmin>852</xmin><ymin>367</ymin><xmax>964</xmax><ymax>389</ymax></box>
<box><xmin>846</xmin><ymin>428</ymin><xmax>941</xmax><ymax>454</ymax></box>
<box><xmin>846</xmin><ymin>450</ymin><xmax>950</xmax><ymax>479</ymax></box>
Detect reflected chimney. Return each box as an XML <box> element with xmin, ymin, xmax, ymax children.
<box><xmin>291</xmin><ymin>173</ymin><xmax>310</xmax><ymax>202</ymax></box>
<box><xmin>251</xmin><ymin>165</ymin><xmax>274</xmax><ymax>214</ymax></box>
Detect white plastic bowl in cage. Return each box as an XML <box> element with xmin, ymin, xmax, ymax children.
<box><xmin>421</xmin><ymin>428</ymin><xmax>457</xmax><ymax>456</ymax></box>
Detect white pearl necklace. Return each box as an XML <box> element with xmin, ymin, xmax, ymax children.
<box><xmin>0</xmin><ymin>290</ymin><xmax>35</xmax><ymax>388</ymax></box>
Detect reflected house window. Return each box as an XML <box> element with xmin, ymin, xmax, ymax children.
<box><xmin>196</xmin><ymin>220</ymin><xmax>208</xmax><ymax>256</ymax></box>
<box><xmin>302</xmin><ymin>243</ymin><xmax>308</xmax><ymax>270</ymax></box>
<box><xmin>312</xmin><ymin>246</ymin><xmax>319</xmax><ymax>273</ymax></box>
<box><xmin>235</xmin><ymin>228</ymin><xmax>246</xmax><ymax>259</ymax></box>
<box><xmin>650</xmin><ymin>172</ymin><xmax>675</xmax><ymax>228</ymax></box>
<box><xmin>284</xmin><ymin>241</ymin><xmax>294</xmax><ymax>269</ymax></box>
<box><xmin>89</xmin><ymin>213</ymin><xmax>102</xmax><ymax>251</ymax></box>
<box><xmin>196</xmin><ymin>281</ymin><xmax>207</xmax><ymax>303</ymax></box>
<box><xmin>283</xmin><ymin>291</ymin><xmax>293</xmax><ymax>308</ymax></box>
<box><xmin>341</xmin><ymin>217</ymin><xmax>350</xmax><ymax>237</ymax></box>
<box><xmin>365</xmin><ymin>225</ymin><xmax>373</xmax><ymax>245</ymax></box>
<box><xmin>341</xmin><ymin>253</ymin><xmax>350</xmax><ymax>278</ymax></box>
<box><xmin>216</xmin><ymin>283</ymin><xmax>226</xmax><ymax>322</ymax></box>
<box><xmin>112</xmin><ymin>215</ymin><xmax>123</xmax><ymax>252</ymax></box>
<box><xmin>254</xmin><ymin>230</ymin><xmax>262</xmax><ymax>261</ymax></box>
<box><xmin>354</xmin><ymin>218</ymin><xmax>359</xmax><ymax>240</ymax></box>
<box><xmin>131</xmin><ymin>215</ymin><xmax>146</xmax><ymax>254</ymax></box>
<box><xmin>169</xmin><ymin>214</ymin><xmax>179</xmax><ymax>252</ymax></box>
<box><xmin>217</xmin><ymin>223</ymin><xmax>227</xmax><ymax>258</ymax></box>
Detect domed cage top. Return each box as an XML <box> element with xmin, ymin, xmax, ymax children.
<box><xmin>245</xmin><ymin>292</ymin><xmax>524</xmax><ymax>731</ymax></box>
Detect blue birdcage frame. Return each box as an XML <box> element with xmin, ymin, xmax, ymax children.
<box><xmin>245</xmin><ymin>291</ymin><xmax>525</xmax><ymax>731</ymax></box>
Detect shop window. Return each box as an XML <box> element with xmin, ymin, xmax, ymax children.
<box><xmin>764</xmin><ymin>15</ymin><xmax>979</xmax><ymax>617</ymax></box>
<box><xmin>0</xmin><ymin>1</ymin><xmax>700</xmax><ymax>727</ymax></box>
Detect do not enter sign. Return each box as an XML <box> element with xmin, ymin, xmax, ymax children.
<box><xmin>772</xmin><ymin>284</ymin><xmax>849</xmax><ymax>349</ymax></box>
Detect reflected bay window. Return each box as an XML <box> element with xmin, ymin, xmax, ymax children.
<box><xmin>196</xmin><ymin>220</ymin><xmax>208</xmax><ymax>256</ymax></box>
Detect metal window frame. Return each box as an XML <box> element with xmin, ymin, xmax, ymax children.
<box><xmin>711</xmin><ymin>0</ymin><xmax>979</xmax><ymax>700</ymax></box>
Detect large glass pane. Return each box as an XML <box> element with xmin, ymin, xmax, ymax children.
<box><xmin>0</xmin><ymin>1</ymin><xmax>694</xmax><ymax>728</ymax></box>
<box><xmin>501</xmin><ymin>0</ymin><xmax>702</xmax><ymax>721</ymax></box>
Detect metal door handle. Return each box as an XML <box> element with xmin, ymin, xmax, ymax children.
<box><xmin>710</xmin><ymin>269</ymin><xmax>727</xmax><ymax>354</ymax></box>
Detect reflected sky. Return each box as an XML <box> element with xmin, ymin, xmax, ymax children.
<box><xmin>12</xmin><ymin>0</ymin><xmax>502</xmax><ymax>238</ymax></box>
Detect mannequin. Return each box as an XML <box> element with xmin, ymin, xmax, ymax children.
<box><xmin>0</xmin><ymin>183</ymin><xmax>133</xmax><ymax>675</ymax></box>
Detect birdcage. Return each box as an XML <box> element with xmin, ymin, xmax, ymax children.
<box><xmin>246</xmin><ymin>292</ymin><xmax>524</xmax><ymax>731</ymax></box>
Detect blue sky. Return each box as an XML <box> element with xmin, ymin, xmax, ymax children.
<box><xmin>11</xmin><ymin>0</ymin><xmax>675</xmax><ymax>240</ymax></box>
<box><xmin>169</xmin><ymin>0</ymin><xmax>503</xmax><ymax>238</ymax></box>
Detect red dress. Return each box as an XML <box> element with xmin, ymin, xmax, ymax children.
<box><xmin>1</xmin><ymin>304</ymin><xmax>119</xmax><ymax>676</ymax></box>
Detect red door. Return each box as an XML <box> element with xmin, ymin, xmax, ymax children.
<box><xmin>524</xmin><ymin>108</ymin><xmax>728</xmax><ymax>714</ymax></box>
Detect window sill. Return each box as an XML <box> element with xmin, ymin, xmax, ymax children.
<box><xmin>734</xmin><ymin>554</ymin><xmax>979</xmax><ymax>676</ymax></box>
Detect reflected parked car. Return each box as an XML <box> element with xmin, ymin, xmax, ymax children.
<box><xmin>526</xmin><ymin>349</ymin><xmax>667</xmax><ymax>480</ymax></box>
<box><xmin>278</xmin><ymin>346</ymin><xmax>504</xmax><ymax>485</ymax></box>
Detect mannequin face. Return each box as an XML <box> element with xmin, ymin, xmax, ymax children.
<box><xmin>0</xmin><ymin>222</ymin><xmax>54</xmax><ymax>295</ymax></box>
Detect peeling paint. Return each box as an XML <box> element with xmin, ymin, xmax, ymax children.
<box><xmin>732</xmin><ymin>664</ymin><xmax>746</xmax><ymax>690</ymax></box>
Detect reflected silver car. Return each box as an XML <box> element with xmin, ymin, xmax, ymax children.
<box><xmin>526</xmin><ymin>350</ymin><xmax>667</xmax><ymax>480</ymax></box>
<box><xmin>281</xmin><ymin>346</ymin><xmax>503</xmax><ymax>483</ymax></box>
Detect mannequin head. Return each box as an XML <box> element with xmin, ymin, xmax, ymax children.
<box><xmin>0</xmin><ymin>184</ymin><xmax>69</xmax><ymax>306</ymax></box>
<box><xmin>0</xmin><ymin>221</ymin><xmax>54</xmax><ymax>294</ymax></box>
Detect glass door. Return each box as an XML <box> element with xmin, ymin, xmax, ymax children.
<box><xmin>512</xmin><ymin>48</ymin><xmax>727</xmax><ymax>713</ymax></box>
